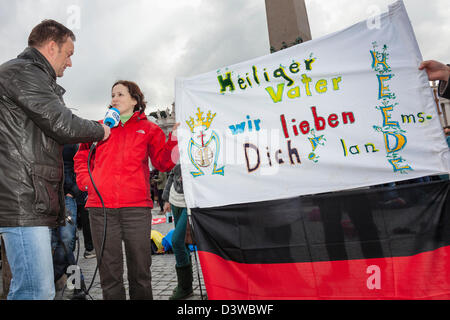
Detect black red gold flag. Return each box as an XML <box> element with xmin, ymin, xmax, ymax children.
<box><xmin>192</xmin><ymin>180</ymin><xmax>450</xmax><ymax>299</ymax></box>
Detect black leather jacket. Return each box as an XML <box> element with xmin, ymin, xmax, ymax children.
<box><xmin>0</xmin><ymin>47</ymin><xmax>104</xmax><ymax>227</ymax></box>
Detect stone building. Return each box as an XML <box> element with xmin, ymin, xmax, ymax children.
<box><xmin>431</xmin><ymin>81</ymin><xmax>450</xmax><ymax>128</ymax></box>
<box><xmin>148</xmin><ymin>102</ymin><xmax>176</xmax><ymax>136</ymax></box>
<box><xmin>265</xmin><ymin>0</ymin><xmax>311</xmax><ymax>52</ymax></box>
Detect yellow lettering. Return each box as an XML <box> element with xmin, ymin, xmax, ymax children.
<box><xmin>265</xmin><ymin>84</ymin><xmax>285</xmax><ymax>103</ymax></box>
<box><xmin>287</xmin><ymin>86</ymin><xmax>300</xmax><ymax>99</ymax></box>
<box><xmin>315</xmin><ymin>79</ymin><xmax>327</xmax><ymax>94</ymax></box>
<box><xmin>332</xmin><ymin>77</ymin><xmax>342</xmax><ymax>90</ymax></box>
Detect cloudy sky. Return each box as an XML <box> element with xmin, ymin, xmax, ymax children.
<box><xmin>0</xmin><ymin>0</ymin><xmax>448</xmax><ymax>120</ymax></box>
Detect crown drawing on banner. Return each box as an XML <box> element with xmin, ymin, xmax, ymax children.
<box><xmin>186</xmin><ymin>107</ymin><xmax>216</xmax><ymax>132</ymax></box>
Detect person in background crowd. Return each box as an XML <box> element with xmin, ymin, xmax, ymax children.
<box><xmin>440</xmin><ymin>126</ymin><xmax>450</xmax><ymax>181</ymax></box>
<box><xmin>72</xmin><ymin>143</ymin><xmax>95</xmax><ymax>260</ymax></box>
<box><xmin>150</xmin><ymin>169</ymin><xmax>159</xmax><ymax>203</ymax></box>
<box><xmin>0</xmin><ymin>19</ymin><xmax>109</xmax><ymax>300</ymax></box>
<box><xmin>76</xmin><ymin>189</ymin><xmax>96</xmax><ymax>260</ymax></box>
<box><xmin>74</xmin><ymin>80</ymin><xmax>179</xmax><ymax>300</ymax></box>
<box><xmin>153</xmin><ymin>170</ymin><xmax>168</xmax><ymax>214</ymax></box>
<box><xmin>51</xmin><ymin>144</ymin><xmax>87</xmax><ymax>300</ymax></box>
<box><xmin>444</xmin><ymin>126</ymin><xmax>450</xmax><ymax>148</ymax></box>
<box><xmin>163</xmin><ymin>163</ymin><xmax>193</xmax><ymax>300</ymax></box>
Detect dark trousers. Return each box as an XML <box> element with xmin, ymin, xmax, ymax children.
<box><xmin>89</xmin><ymin>207</ymin><xmax>153</xmax><ymax>300</ymax></box>
<box><xmin>157</xmin><ymin>189</ymin><xmax>164</xmax><ymax>211</ymax></box>
<box><xmin>78</xmin><ymin>205</ymin><xmax>94</xmax><ymax>252</ymax></box>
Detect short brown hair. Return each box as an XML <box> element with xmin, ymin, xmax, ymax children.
<box><xmin>112</xmin><ymin>80</ymin><xmax>147</xmax><ymax>114</ymax></box>
<box><xmin>28</xmin><ymin>19</ymin><xmax>76</xmax><ymax>48</ymax></box>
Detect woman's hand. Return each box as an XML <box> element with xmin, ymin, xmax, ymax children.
<box><xmin>163</xmin><ymin>202</ymin><xmax>171</xmax><ymax>214</ymax></box>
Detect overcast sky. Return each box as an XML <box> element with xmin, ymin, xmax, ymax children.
<box><xmin>0</xmin><ymin>0</ymin><xmax>448</xmax><ymax>120</ymax></box>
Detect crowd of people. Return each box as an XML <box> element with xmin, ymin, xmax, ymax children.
<box><xmin>0</xmin><ymin>19</ymin><xmax>449</xmax><ymax>301</ymax></box>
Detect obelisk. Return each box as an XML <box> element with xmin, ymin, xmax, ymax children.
<box><xmin>265</xmin><ymin>0</ymin><xmax>312</xmax><ymax>52</ymax></box>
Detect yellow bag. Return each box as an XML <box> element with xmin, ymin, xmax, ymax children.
<box><xmin>151</xmin><ymin>230</ymin><xmax>165</xmax><ymax>254</ymax></box>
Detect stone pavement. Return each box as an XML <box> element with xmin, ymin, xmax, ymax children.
<box><xmin>55</xmin><ymin>209</ymin><xmax>206</xmax><ymax>300</ymax></box>
<box><xmin>54</xmin><ymin>208</ymin><xmax>207</xmax><ymax>300</ymax></box>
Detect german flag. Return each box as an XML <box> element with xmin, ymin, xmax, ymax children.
<box><xmin>191</xmin><ymin>180</ymin><xmax>450</xmax><ymax>299</ymax></box>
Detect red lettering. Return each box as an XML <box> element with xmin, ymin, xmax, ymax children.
<box><xmin>311</xmin><ymin>106</ymin><xmax>326</xmax><ymax>131</ymax></box>
<box><xmin>280</xmin><ymin>114</ymin><xmax>289</xmax><ymax>138</ymax></box>
<box><xmin>292</xmin><ymin>119</ymin><xmax>298</xmax><ymax>136</ymax></box>
<box><xmin>279</xmin><ymin>108</ymin><xmax>355</xmax><ymax>139</ymax></box>
<box><xmin>328</xmin><ymin>114</ymin><xmax>339</xmax><ymax>128</ymax></box>
<box><xmin>342</xmin><ymin>112</ymin><xmax>355</xmax><ymax>124</ymax></box>
<box><xmin>299</xmin><ymin>121</ymin><xmax>310</xmax><ymax>134</ymax></box>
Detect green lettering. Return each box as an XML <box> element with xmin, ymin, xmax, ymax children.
<box><xmin>273</xmin><ymin>67</ymin><xmax>294</xmax><ymax>86</ymax></box>
<box><xmin>305</xmin><ymin>58</ymin><xmax>315</xmax><ymax>71</ymax></box>
<box><xmin>238</xmin><ymin>78</ymin><xmax>247</xmax><ymax>90</ymax></box>
<box><xmin>217</xmin><ymin>72</ymin><xmax>235</xmax><ymax>93</ymax></box>
<box><xmin>289</xmin><ymin>62</ymin><xmax>300</xmax><ymax>74</ymax></box>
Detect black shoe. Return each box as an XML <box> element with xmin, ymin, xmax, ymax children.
<box><xmin>71</xmin><ymin>278</ymin><xmax>88</xmax><ymax>300</ymax></box>
<box><xmin>71</xmin><ymin>288</ymin><xmax>87</xmax><ymax>300</ymax></box>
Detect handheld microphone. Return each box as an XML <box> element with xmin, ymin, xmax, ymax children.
<box><xmin>93</xmin><ymin>107</ymin><xmax>120</xmax><ymax>148</ymax></box>
<box><xmin>103</xmin><ymin>107</ymin><xmax>120</xmax><ymax>128</ymax></box>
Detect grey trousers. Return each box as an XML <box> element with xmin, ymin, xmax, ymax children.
<box><xmin>89</xmin><ymin>207</ymin><xmax>153</xmax><ymax>300</ymax></box>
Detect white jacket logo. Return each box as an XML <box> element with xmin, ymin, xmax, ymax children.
<box><xmin>136</xmin><ymin>130</ymin><xmax>146</xmax><ymax>134</ymax></box>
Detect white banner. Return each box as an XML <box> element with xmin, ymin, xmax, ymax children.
<box><xmin>175</xmin><ymin>1</ymin><xmax>450</xmax><ymax>209</ymax></box>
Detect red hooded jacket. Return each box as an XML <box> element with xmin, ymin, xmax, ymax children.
<box><xmin>74</xmin><ymin>112</ymin><xmax>179</xmax><ymax>208</ymax></box>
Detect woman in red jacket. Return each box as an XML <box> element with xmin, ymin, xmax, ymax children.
<box><xmin>74</xmin><ymin>80</ymin><xmax>179</xmax><ymax>300</ymax></box>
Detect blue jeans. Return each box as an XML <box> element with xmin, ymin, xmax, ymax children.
<box><xmin>171</xmin><ymin>205</ymin><xmax>190</xmax><ymax>267</ymax></box>
<box><xmin>0</xmin><ymin>226</ymin><xmax>55</xmax><ymax>300</ymax></box>
<box><xmin>51</xmin><ymin>196</ymin><xmax>78</xmax><ymax>282</ymax></box>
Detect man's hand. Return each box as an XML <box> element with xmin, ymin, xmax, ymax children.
<box><xmin>101</xmin><ymin>123</ymin><xmax>111</xmax><ymax>141</ymax></box>
<box><xmin>419</xmin><ymin>60</ymin><xmax>450</xmax><ymax>82</ymax></box>
<box><xmin>163</xmin><ymin>202</ymin><xmax>171</xmax><ymax>214</ymax></box>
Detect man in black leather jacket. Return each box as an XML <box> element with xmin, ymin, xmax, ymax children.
<box><xmin>0</xmin><ymin>20</ymin><xmax>110</xmax><ymax>300</ymax></box>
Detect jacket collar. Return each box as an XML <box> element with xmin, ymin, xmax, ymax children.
<box><xmin>119</xmin><ymin>111</ymin><xmax>147</xmax><ymax>126</ymax></box>
<box><xmin>130</xmin><ymin>111</ymin><xmax>147</xmax><ymax>122</ymax></box>
<box><xmin>17</xmin><ymin>46</ymin><xmax>57</xmax><ymax>80</ymax></box>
